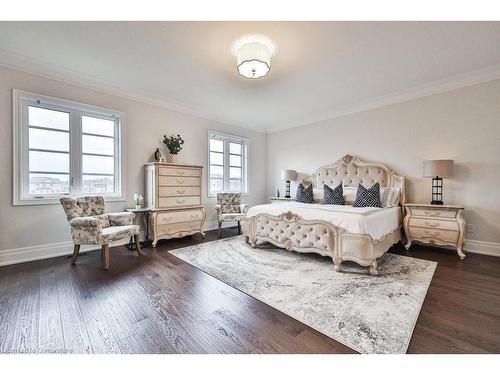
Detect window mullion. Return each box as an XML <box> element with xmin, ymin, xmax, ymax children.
<box><xmin>224</xmin><ymin>139</ymin><xmax>230</xmax><ymax>192</ymax></box>
<box><xmin>70</xmin><ymin>109</ymin><xmax>82</xmax><ymax>196</ymax></box>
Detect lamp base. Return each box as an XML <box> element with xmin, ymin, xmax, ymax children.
<box><xmin>431</xmin><ymin>200</ymin><xmax>443</xmax><ymax>205</ymax></box>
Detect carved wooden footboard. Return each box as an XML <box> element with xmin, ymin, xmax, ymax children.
<box><xmin>242</xmin><ymin>211</ymin><xmax>401</xmax><ymax>276</ymax></box>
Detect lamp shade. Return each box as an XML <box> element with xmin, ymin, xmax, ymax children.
<box><xmin>281</xmin><ymin>169</ymin><xmax>297</xmax><ymax>181</ymax></box>
<box><xmin>423</xmin><ymin>160</ymin><xmax>454</xmax><ymax>177</ymax></box>
<box><xmin>236</xmin><ymin>42</ymin><xmax>271</xmax><ymax>79</ymax></box>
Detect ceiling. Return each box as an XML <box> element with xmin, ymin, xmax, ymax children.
<box><xmin>1</xmin><ymin>22</ymin><xmax>500</xmax><ymax>133</ymax></box>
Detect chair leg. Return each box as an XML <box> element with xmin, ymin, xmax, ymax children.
<box><xmin>237</xmin><ymin>221</ymin><xmax>241</xmax><ymax>234</ymax></box>
<box><xmin>71</xmin><ymin>244</ymin><xmax>80</xmax><ymax>265</ymax></box>
<box><xmin>217</xmin><ymin>220</ymin><xmax>222</xmax><ymax>239</ymax></box>
<box><xmin>134</xmin><ymin>234</ymin><xmax>142</xmax><ymax>255</ymax></box>
<box><xmin>102</xmin><ymin>244</ymin><xmax>110</xmax><ymax>270</ymax></box>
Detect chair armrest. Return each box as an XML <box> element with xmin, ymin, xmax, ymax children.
<box><xmin>215</xmin><ymin>204</ymin><xmax>222</xmax><ymax>215</ymax></box>
<box><xmin>239</xmin><ymin>204</ymin><xmax>249</xmax><ymax>214</ymax></box>
<box><xmin>69</xmin><ymin>217</ymin><xmax>102</xmax><ymax>229</ymax></box>
<box><xmin>108</xmin><ymin>212</ymin><xmax>135</xmax><ymax>226</ymax></box>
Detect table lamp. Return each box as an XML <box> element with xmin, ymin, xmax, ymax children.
<box><xmin>423</xmin><ymin>160</ymin><xmax>454</xmax><ymax>205</ymax></box>
<box><xmin>281</xmin><ymin>169</ymin><xmax>297</xmax><ymax>198</ymax></box>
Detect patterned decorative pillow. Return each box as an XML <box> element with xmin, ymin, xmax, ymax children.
<box><xmin>323</xmin><ymin>183</ymin><xmax>345</xmax><ymax>205</ymax></box>
<box><xmin>295</xmin><ymin>183</ymin><xmax>314</xmax><ymax>203</ymax></box>
<box><xmin>353</xmin><ymin>183</ymin><xmax>382</xmax><ymax>208</ymax></box>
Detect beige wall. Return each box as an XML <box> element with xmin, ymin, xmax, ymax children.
<box><xmin>0</xmin><ymin>66</ymin><xmax>267</xmax><ymax>251</ymax></box>
<box><xmin>267</xmin><ymin>79</ymin><xmax>500</xmax><ymax>243</ymax></box>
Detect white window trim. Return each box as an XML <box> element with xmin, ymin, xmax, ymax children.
<box><xmin>207</xmin><ymin>130</ymin><xmax>249</xmax><ymax>198</ymax></box>
<box><xmin>13</xmin><ymin>89</ymin><xmax>126</xmax><ymax>206</ymax></box>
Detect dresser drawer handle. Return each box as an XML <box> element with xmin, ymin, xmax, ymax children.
<box><xmin>425</xmin><ymin>221</ymin><xmax>440</xmax><ymax>228</ymax></box>
<box><xmin>176</xmin><ymin>179</ymin><xmax>185</xmax><ymax>184</ymax></box>
<box><xmin>424</xmin><ymin>210</ymin><xmax>441</xmax><ymax>217</ymax></box>
<box><xmin>189</xmin><ymin>214</ymin><xmax>198</xmax><ymax>219</ymax></box>
<box><xmin>162</xmin><ymin>217</ymin><xmax>172</xmax><ymax>222</ymax></box>
<box><xmin>176</xmin><ymin>170</ymin><xmax>185</xmax><ymax>176</ymax></box>
<box><xmin>424</xmin><ymin>230</ymin><xmax>440</xmax><ymax>238</ymax></box>
<box><xmin>176</xmin><ymin>199</ymin><xmax>186</xmax><ymax>204</ymax></box>
<box><xmin>176</xmin><ymin>189</ymin><xmax>186</xmax><ymax>194</ymax></box>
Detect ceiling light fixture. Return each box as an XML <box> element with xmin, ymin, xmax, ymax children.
<box><xmin>231</xmin><ymin>34</ymin><xmax>276</xmax><ymax>79</ymax></box>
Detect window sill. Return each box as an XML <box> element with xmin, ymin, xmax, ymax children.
<box><xmin>207</xmin><ymin>192</ymin><xmax>250</xmax><ymax>199</ymax></box>
<box><xmin>13</xmin><ymin>195</ymin><xmax>126</xmax><ymax>206</ymax></box>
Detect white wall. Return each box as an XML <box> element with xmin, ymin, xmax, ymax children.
<box><xmin>267</xmin><ymin>79</ymin><xmax>500</xmax><ymax>244</ymax></box>
<box><xmin>0</xmin><ymin>66</ymin><xmax>267</xmax><ymax>252</ymax></box>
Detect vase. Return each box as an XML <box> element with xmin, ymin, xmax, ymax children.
<box><xmin>135</xmin><ymin>204</ymin><xmax>142</xmax><ymax>209</ymax></box>
<box><xmin>168</xmin><ymin>153</ymin><xmax>178</xmax><ymax>164</ymax></box>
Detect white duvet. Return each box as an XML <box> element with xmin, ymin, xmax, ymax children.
<box><xmin>246</xmin><ymin>202</ymin><xmax>402</xmax><ymax>241</ymax></box>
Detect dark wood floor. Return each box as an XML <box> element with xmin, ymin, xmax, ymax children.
<box><xmin>1</xmin><ymin>228</ymin><xmax>499</xmax><ymax>354</ymax></box>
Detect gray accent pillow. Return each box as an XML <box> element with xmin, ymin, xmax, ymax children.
<box><xmin>296</xmin><ymin>183</ymin><xmax>314</xmax><ymax>203</ymax></box>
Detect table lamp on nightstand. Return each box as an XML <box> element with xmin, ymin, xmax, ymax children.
<box><xmin>281</xmin><ymin>169</ymin><xmax>297</xmax><ymax>198</ymax></box>
<box><xmin>423</xmin><ymin>159</ymin><xmax>454</xmax><ymax>205</ymax></box>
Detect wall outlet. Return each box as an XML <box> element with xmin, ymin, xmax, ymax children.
<box><xmin>467</xmin><ymin>224</ymin><xmax>475</xmax><ymax>233</ymax></box>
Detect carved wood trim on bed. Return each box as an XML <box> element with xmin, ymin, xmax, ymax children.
<box><xmin>242</xmin><ymin>154</ymin><xmax>406</xmax><ymax>275</ymax></box>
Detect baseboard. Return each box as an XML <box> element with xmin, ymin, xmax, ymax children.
<box><xmin>464</xmin><ymin>239</ymin><xmax>500</xmax><ymax>257</ymax></box>
<box><xmin>0</xmin><ymin>221</ymin><xmax>239</xmax><ymax>267</ymax></box>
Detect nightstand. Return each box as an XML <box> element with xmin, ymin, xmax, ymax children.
<box><xmin>269</xmin><ymin>197</ymin><xmax>295</xmax><ymax>204</ymax></box>
<box><xmin>403</xmin><ymin>203</ymin><xmax>466</xmax><ymax>259</ymax></box>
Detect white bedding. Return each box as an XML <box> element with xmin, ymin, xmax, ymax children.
<box><xmin>246</xmin><ymin>202</ymin><xmax>402</xmax><ymax>241</ymax></box>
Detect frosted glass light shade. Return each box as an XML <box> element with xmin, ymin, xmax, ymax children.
<box><xmin>236</xmin><ymin>42</ymin><xmax>271</xmax><ymax>79</ymax></box>
<box><xmin>423</xmin><ymin>160</ymin><xmax>454</xmax><ymax>177</ymax></box>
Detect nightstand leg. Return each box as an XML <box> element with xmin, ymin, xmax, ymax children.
<box><xmin>404</xmin><ymin>240</ymin><xmax>412</xmax><ymax>250</ymax></box>
<box><xmin>457</xmin><ymin>245</ymin><xmax>466</xmax><ymax>260</ymax></box>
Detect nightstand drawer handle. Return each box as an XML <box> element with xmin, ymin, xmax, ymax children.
<box><xmin>176</xmin><ymin>199</ymin><xmax>186</xmax><ymax>204</ymax></box>
<box><xmin>176</xmin><ymin>179</ymin><xmax>185</xmax><ymax>184</ymax></box>
<box><xmin>424</xmin><ymin>230</ymin><xmax>440</xmax><ymax>237</ymax></box>
<box><xmin>425</xmin><ymin>221</ymin><xmax>440</xmax><ymax>228</ymax></box>
<box><xmin>176</xmin><ymin>189</ymin><xmax>186</xmax><ymax>194</ymax></box>
<box><xmin>424</xmin><ymin>210</ymin><xmax>441</xmax><ymax>217</ymax></box>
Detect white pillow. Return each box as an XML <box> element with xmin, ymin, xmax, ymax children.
<box><xmin>343</xmin><ymin>186</ymin><xmax>357</xmax><ymax>205</ymax></box>
<box><xmin>380</xmin><ymin>187</ymin><xmax>400</xmax><ymax>207</ymax></box>
<box><xmin>313</xmin><ymin>187</ymin><xmax>324</xmax><ymax>203</ymax></box>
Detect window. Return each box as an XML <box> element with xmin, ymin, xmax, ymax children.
<box><xmin>13</xmin><ymin>90</ymin><xmax>123</xmax><ymax>205</ymax></box>
<box><xmin>208</xmin><ymin>131</ymin><xmax>248</xmax><ymax>196</ymax></box>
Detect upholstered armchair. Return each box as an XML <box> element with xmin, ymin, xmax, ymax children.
<box><xmin>60</xmin><ymin>196</ymin><xmax>141</xmax><ymax>270</ymax></box>
<box><xmin>215</xmin><ymin>193</ymin><xmax>248</xmax><ymax>238</ymax></box>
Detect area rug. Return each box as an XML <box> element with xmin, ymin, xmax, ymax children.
<box><xmin>170</xmin><ymin>236</ymin><xmax>436</xmax><ymax>354</ymax></box>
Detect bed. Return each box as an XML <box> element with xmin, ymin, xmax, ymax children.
<box><xmin>241</xmin><ymin>154</ymin><xmax>406</xmax><ymax>275</ymax></box>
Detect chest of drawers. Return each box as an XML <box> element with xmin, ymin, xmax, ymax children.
<box><xmin>145</xmin><ymin>163</ymin><xmax>206</xmax><ymax>247</ymax></box>
<box><xmin>403</xmin><ymin>203</ymin><xmax>466</xmax><ymax>259</ymax></box>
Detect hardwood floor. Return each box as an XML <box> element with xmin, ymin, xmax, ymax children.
<box><xmin>0</xmin><ymin>228</ymin><xmax>499</xmax><ymax>353</ymax></box>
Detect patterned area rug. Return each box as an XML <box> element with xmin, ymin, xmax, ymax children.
<box><xmin>171</xmin><ymin>236</ymin><xmax>436</xmax><ymax>353</ymax></box>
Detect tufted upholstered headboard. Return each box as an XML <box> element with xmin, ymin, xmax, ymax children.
<box><xmin>310</xmin><ymin>154</ymin><xmax>406</xmax><ymax>212</ymax></box>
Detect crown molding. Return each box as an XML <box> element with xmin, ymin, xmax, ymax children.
<box><xmin>0</xmin><ymin>49</ymin><xmax>268</xmax><ymax>133</ymax></box>
<box><xmin>268</xmin><ymin>63</ymin><xmax>500</xmax><ymax>133</ymax></box>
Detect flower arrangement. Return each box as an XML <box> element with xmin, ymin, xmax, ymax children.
<box><xmin>162</xmin><ymin>134</ymin><xmax>184</xmax><ymax>155</ymax></box>
<box><xmin>133</xmin><ymin>193</ymin><xmax>144</xmax><ymax>209</ymax></box>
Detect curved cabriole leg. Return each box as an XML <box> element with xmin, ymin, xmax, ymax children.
<box><xmin>134</xmin><ymin>234</ymin><xmax>142</xmax><ymax>255</ymax></box>
<box><xmin>250</xmin><ymin>237</ymin><xmax>257</xmax><ymax>248</ymax></box>
<box><xmin>244</xmin><ymin>236</ymin><xmax>250</xmax><ymax>244</ymax></box>
<box><xmin>71</xmin><ymin>244</ymin><xmax>80</xmax><ymax>265</ymax></box>
<box><xmin>333</xmin><ymin>256</ymin><xmax>342</xmax><ymax>272</ymax></box>
<box><xmin>369</xmin><ymin>260</ymin><xmax>378</xmax><ymax>276</ymax></box>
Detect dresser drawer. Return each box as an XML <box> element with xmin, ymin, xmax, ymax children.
<box><xmin>410</xmin><ymin>207</ymin><xmax>457</xmax><ymax>219</ymax></box>
<box><xmin>158</xmin><ymin>176</ymin><xmax>200</xmax><ymax>186</ymax></box>
<box><xmin>158</xmin><ymin>186</ymin><xmax>201</xmax><ymax>197</ymax></box>
<box><xmin>158</xmin><ymin>196</ymin><xmax>201</xmax><ymax>208</ymax></box>
<box><xmin>156</xmin><ymin>221</ymin><xmax>202</xmax><ymax>235</ymax></box>
<box><xmin>409</xmin><ymin>218</ymin><xmax>459</xmax><ymax>231</ymax></box>
<box><xmin>156</xmin><ymin>210</ymin><xmax>204</xmax><ymax>225</ymax></box>
<box><xmin>158</xmin><ymin>167</ymin><xmax>201</xmax><ymax>177</ymax></box>
<box><xmin>409</xmin><ymin>227</ymin><xmax>459</xmax><ymax>244</ymax></box>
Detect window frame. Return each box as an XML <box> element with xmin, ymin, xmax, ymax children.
<box><xmin>13</xmin><ymin>89</ymin><xmax>125</xmax><ymax>206</ymax></box>
<box><xmin>207</xmin><ymin>130</ymin><xmax>249</xmax><ymax>197</ymax></box>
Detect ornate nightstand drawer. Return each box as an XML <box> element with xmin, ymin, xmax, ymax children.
<box><xmin>409</xmin><ymin>227</ymin><xmax>459</xmax><ymax>244</ymax></box>
<box><xmin>410</xmin><ymin>207</ymin><xmax>457</xmax><ymax>219</ymax></box>
<box><xmin>409</xmin><ymin>218</ymin><xmax>459</xmax><ymax>231</ymax></box>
